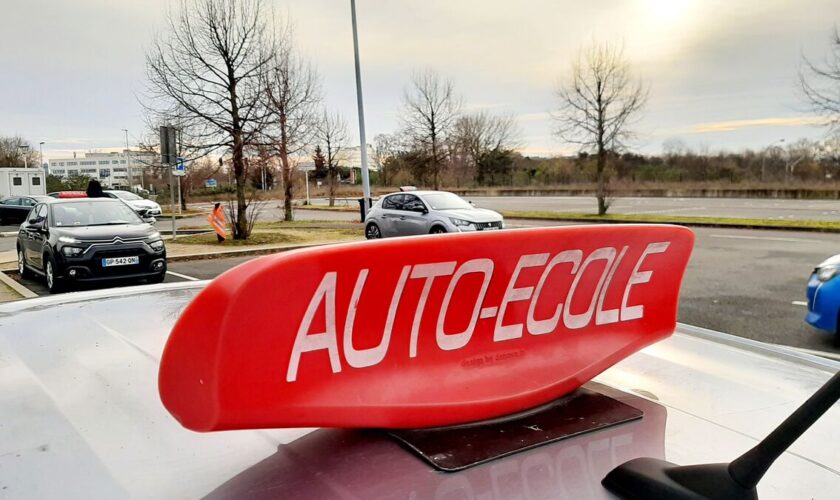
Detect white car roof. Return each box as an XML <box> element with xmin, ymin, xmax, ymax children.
<box><xmin>1</xmin><ymin>284</ymin><xmax>838</xmax><ymax>498</ymax></box>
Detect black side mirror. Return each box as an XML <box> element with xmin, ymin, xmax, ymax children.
<box><xmin>26</xmin><ymin>219</ymin><xmax>44</xmax><ymax>232</ymax></box>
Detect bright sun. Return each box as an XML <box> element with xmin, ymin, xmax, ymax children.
<box><xmin>641</xmin><ymin>0</ymin><xmax>695</xmax><ymax>25</ymax></box>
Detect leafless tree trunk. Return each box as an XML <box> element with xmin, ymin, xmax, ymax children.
<box><xmin>454</xmin><ymin>112</ymin><xmax>520</xmax><ymax>184</ymax></box>
<box><xmin>553</xmin><ymin>42</ymin><xmax>647</xmax><ymax>215</ymax></box>
<box><xmin>144</xmin><ymin>0</ymin><xmax>275</xmax><ymax>239</ymax></box>
<box><xmin>263</xmin><ymin>23</ymin><xmax>321</xmax><ymax>221</ymax></box>
<box><xmin>315</xmin><ymin>110</ymin><xmax>349</xmax><ymax>207</ymax></box>
<box><xmin>801</xmin><ymin>28</ymin><xmax>840</xmax><ymax>134</ymax></box>
<box><xmin>400</xmin><ymin>70</ymin><xmax>461</xmax><ymax>190</ymax></box>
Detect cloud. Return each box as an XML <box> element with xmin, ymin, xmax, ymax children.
<box><xmin>685</xmin><ymin>116</ymin><xmax>830</xmax><ymax>134</ymax></box>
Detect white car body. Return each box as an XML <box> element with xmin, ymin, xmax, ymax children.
<box><xmin>104</xmin><ymin>190</ymin><xmax>162</xmax><ymax>216</ymax></box>
<box><xmin>1</xmin><ymin>282</ymin><xmax>838</xmax><ymax>498</ymax></box>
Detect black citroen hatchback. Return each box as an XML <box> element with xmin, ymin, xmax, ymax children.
<box><xmin>16</xmin><ymin>198</ymin><xmax>166</xmax><ymax>293</ymax></box>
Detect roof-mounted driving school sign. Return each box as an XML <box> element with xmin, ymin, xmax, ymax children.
<box><xmin>159</xmin><ymin>225</ymin><xmax>694</xmax><ymax>431</ymax></box>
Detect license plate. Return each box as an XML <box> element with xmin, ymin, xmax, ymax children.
<box><xmin>102</xmin><ymin>256</ymin><xmax>140</xmax><ymax>267</ymax></box>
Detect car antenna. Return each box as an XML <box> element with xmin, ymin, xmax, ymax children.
<box><xmin>603</xmin><ymin>369</ymin><xmax>840</xmax><ymax>499</ymax></box>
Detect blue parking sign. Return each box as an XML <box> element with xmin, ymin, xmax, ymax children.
<box><xmin>174</xmin><ymin>157</ymin><xmax>186</xmax><ymax>177</ymax></box>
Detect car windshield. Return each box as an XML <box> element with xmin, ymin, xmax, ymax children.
<box><xmin>422</xmin><ymin>193</ymin><xmax>473</xmax><ymax>211</ymax></box>
<box><xmin>112</xmin><ymin>191</ymin><xmax>143</xmax><ymax>201</ymax></box>
<box><xmin>51</xmin><ymin>201</ymin><xmax>144</xmax><ymax>227</ymax></box>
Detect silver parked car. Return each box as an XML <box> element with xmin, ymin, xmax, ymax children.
<box><xmin>364</xmin><ymin>190</ymin><xmax>504</xmax><ymax>239</ymax></box>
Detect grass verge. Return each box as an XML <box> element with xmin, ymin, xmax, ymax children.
<box><xmin>500</xmin><ymin>211</ymin><xmax>840</xmax><ymax>232</ymax></box>
<box><xmin>175</xmin><ymin>228</ymin><xmax>363</xmax><ymax>246</ymax></box>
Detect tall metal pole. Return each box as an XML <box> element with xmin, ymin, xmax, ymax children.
<box><xmin>39</xmin><ymin>142</ymin><xmax>44</xmax><ymax>172</ymax></box>
<box><xmin>350</xmin><ymin>0</ymin><xmax>371</xmax><ymax>217</ymax></box>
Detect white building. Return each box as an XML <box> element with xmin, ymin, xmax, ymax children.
<box><xmin>48</xmin><ymin>151</ymin><xmax>157</xmax><ymax>189</ymax></box>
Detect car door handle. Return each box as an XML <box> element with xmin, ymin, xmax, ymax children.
<box><xmin>399</xmin><ymin>216</ymin><xmax>406</xmax><ymax>220</ymax></box>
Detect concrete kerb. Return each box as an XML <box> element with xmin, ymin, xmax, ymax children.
<box><xmin>0</xmin><ymin>269</ymin><xmax>37</xmax><ymax>299</ymax></box>
<box><xmin>166</xmin><ymin>242</ymin><xmax>330</xmax><ymax>262</ymax></box>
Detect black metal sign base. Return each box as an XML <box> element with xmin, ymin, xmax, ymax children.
<box><xmin>388</xmin><ymin>385</ymin><xmax>643</xmax><ymax>472</ymax></box>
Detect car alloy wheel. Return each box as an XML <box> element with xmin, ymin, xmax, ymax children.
<box><xmin>46</xmin><ymin>259</ymin><xmax>64</xmax><ymax>293</ymax></box>
<box><xmin>17</xmin><ymin>250</ymin><xmax>26</xmax><ymax>276</ymax></box>
<box><xmin>430</xmin><ymin>226</ymin><xmax>447</xmax><ymax>234</ymax></box>
<box><xmin>46</xmin><ymin>260</ymin><xmax>54</xmax><ymax>290</ymax></box>
<box><xmin>366</xmin><ymin>223</ymin><xmax>382</xmax><ymax>239</ymax></box>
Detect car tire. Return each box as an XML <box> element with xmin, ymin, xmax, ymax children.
<box><xmin>17</xmin><ymin>248</ymin><xmax>31</xmax><ymax>279</ymax></box>
<box><xmin>45</xmin><ymin>256</ymin><xmax>64</xmax><ymax>294</ymax></box>
<box><xmin>365</xmin><ymin>223</ymin><xmax>382</xmax><ymax>239</ymax></box>
<box><xmin>148</xmin><ymin>273</ymin><xmax>166</xmax><ymax>284</ymax></box>
<box><xmin>430</xmin><ymin>226</ymin><xmax>447</xmax><ymax>234</ymax></box>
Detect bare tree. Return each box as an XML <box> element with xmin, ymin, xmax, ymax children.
<box><xmin>454</xmin><ymin>112</ymin><xmax>520</xmax><ymax>184</ymax></box>
<box><xmin>801</xmin><ymin>28</ymin><xmax>840</xmax><ymax>132</ymax></box>
<box><xmin>0</xmin><ymin>136</ymin><xmax>39</xmax><ymax>168</ymax></box>
<box><xmin>372</xmin><ymin>133</ymin><xmax>399</xmax><ymax>186</ymax></box>
<box><xmin>401</xmin><ymin>70</ymin><xmax>461</xmax><ymax>190</ymax></box>
<box><xmin>263</xmin><ymin>23</ymin><xmax>321</xmax><ymax>221</ymax></box>
<box><xmin>144</xmin><ymin>0</ymin><xmax>275</xmax><ymax>239</ymax></box>
<box><xmin>554</xmin><ymin>42</ymin><xmax>647</xmax><ymax>215</ymax></box>
<box><xmin>315</xmin><ymin>110</ymin><xmax>350</xmax><ymax>207</ymax></box>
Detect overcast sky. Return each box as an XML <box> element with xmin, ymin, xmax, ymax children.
<box><xmin>1</xmin><ymin>0</ymin><xmax>838</xmax><ymax>159</ymax></box>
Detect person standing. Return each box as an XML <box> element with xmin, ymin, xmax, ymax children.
<box><xmin>86</xmin><ymin>179</ymin><xmax>105</xmax><ymax>198</ymax></box>
<box><xmin>208</xmin><ymin>202</ymin><xmax>227</xmax><ymax>243</ymax></box>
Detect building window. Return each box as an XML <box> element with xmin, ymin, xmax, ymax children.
<box><xmin>67</xmin><ymin>162</ymin><xmax>77</xmax><ymax>166</ymax></box>
<box><xmin>53</xmin><ymin>170</ymin><xmax>65</xmax><ymax>174</ymax></box>
<box><xmin>12</xmin><ymin>177</ymin><xmax>22</xmax><ymax>186</ymax></box>
<box><xmin>32</xmin><ymin>177</ymin><xmax>41</xmax><ymax>186</ymax></box>
<box><xmin>120</xmin><ymin>160</ymin><xmax>126</xmax><ymax>164</ymax></box>
<box><xmin>112</xmin><ymin>160</ymin><xmax>119</xmax><ymax>164</ymax></box>
<box><xmin>114</xmin><ymin>168</ymin><xmax>127</xmax><ymax>172</ymax></box>
<box><xmin>99</xmin><ymin>160</ymin><xmax>110</xmax><ymax>165</ymax></box>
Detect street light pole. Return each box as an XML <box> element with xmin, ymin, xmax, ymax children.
<box><xmin>350</xmin><ymin>0</ymin><xmax>371</xmax><ymax>218</ymax></box>
<box><xmin>19</xmin><ymin>145</ymin><xmax>29</xmax><ymax>168</ymax></box>
<box><xmin>39</xmin><ymin>142</ymin><xmax>45</xmax><ymax>173</ymax></box>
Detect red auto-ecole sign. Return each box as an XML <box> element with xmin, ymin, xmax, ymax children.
<box><xmin>159</xmin><ymin>225</ymin><xmax>694</xmax><ymax>431</ymax></box>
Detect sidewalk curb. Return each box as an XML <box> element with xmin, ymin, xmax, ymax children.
<box><xmin>167</xmin><ymin>242</ymin><xmax>329</xmax><ymax>262</ymax></box>
<box><xmin>0</xmin><ymin>269</ymin><xmax>37</xmax><ymax>299</ymax></box>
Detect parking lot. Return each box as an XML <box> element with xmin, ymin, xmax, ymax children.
<box><xmin>4</xmin><ymin>210</ymin><xmax>840</xmax><ymax>359</ymax></box>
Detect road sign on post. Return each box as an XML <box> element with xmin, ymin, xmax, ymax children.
<box><xmin>205</xmin><ymin>179</ymin><xmax>218</xmax><ymax>188</ymax></box>
<box><xmin>173</xmin><ymin>157</ymin><xmax>186</xmax><ymax>177</ymax></box>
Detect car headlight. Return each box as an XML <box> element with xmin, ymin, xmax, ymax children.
<box><xmin>817</xmin><ymin>266</ymin><xmax>840</xmax><ymax>282</ymax></box>
<box><xmin>449</xmin><ymin>218</ymin><xmax>473</xmax><ymax>227</ymax></box>
<box><xmin>149</xmin><ymin>240</ymin><xmax>165</xmax><ymax>251</ymax></box>
<box><xmin>59</xmin><ymin>236</ymin><xmax>80</xmax><ymax>244</ymax></box>
<box><xmin>147</xmin><ymin>231</ymin><xmax>161</xmax><ymax>240</ymax></box>
<box><xmin>62</xmin><ymin>246</ymin><xmax>83</xmax><ymax>257</ymax></box>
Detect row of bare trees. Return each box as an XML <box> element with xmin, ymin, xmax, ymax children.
<box><xmin>144</xmin><ymin>0</ymin><xmax>334</xmax><ymax>238</ymax></box>
<box><xmin>142</xmin><ymin>0</ymin><xmax>840</xmax><ymax>229</ymax></box>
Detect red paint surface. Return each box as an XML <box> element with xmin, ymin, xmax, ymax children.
<box><xmin>159</xmin><ymin>225</ymin><xmax>694</xmax><ymax>431</ymax></box>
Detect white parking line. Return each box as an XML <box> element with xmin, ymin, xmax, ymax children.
<box><xmin>166</xmin><ymin>270</ymin><xmax>199</xmax><ymax>281</ymax></box>
<box><xmin>709</xmin><ymin>234</ymin><xmax>825</xmax><ymax>244</ymax></box>
<box><xmin>791</xmin><ymin>300</ymin><xmax>808</xmax><ymax>307</ymax></box>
